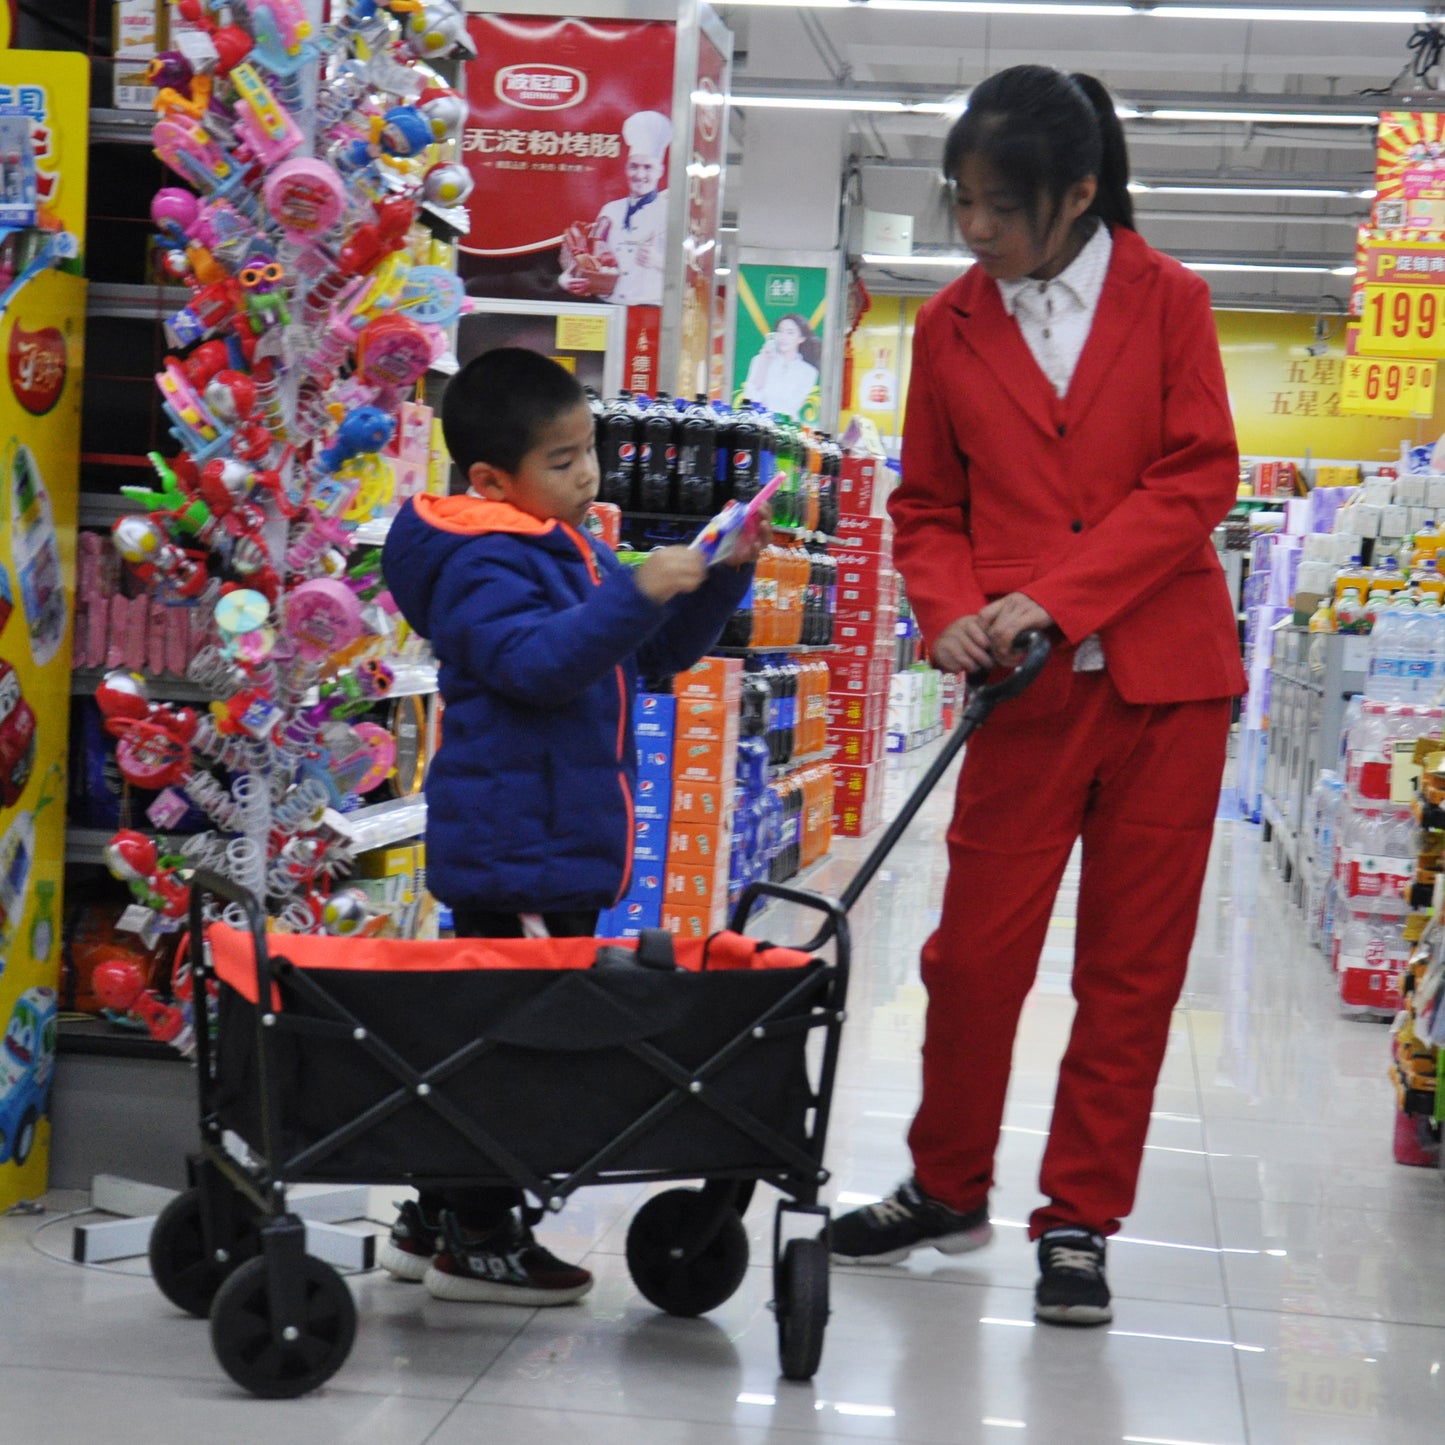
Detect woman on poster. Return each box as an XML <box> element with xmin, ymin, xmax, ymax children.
<box><xmin>742</xmin><ymin>312</ymin><xmax>820</xmax><ymax>418</ymax></box>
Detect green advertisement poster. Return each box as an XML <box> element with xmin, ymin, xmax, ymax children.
<box><xmin>732</xmin><ymin>263</ymin><xmax>829</xmax><ymax>424</ymax></box>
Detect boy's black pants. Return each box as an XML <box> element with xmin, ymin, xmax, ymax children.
<box><xmin>419</xmin><ymin>908</ymin><xmax>600</xmax><ymax>1234</ymax></box>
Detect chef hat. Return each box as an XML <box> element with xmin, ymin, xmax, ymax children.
<box><xmin>623</xmin><ymin>110</ymin><xmax>672</xmax><ymax>163</ymax></box>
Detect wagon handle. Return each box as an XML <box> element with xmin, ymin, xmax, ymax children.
<box><xmin>833</xmin><ymin>628</ymin><xmax>1051</xmax><ymax>918</ymax></box>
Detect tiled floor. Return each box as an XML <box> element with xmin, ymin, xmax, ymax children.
<box><xmin>5</xmin><ymin>741</ymin><xmax>1445</xmax><ymax>1443</ymax></box>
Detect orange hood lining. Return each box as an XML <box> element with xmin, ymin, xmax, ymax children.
<box><xmin>412</xmin><ymin>493</ymin><xmax>559</xmax><ymax>537</ymax></box>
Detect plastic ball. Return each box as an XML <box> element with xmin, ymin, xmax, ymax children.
<box><xmin>379</xmin><ymin>106</ymin><xmax>432</xmax><ymax>160</ymax></box>
<box><xmin>417</xmin><ymin>87</ymin><xmax>466</xmax><ymax>142</ymax></box>
<box><xmin>95</xmin><ymin>670</ymin><xmax>150</xmax><ymax>722</ymax></box>
<box><xmin>405</xmin><ymin>4</ymin><xmax>468</xmax><ymax>58</ymax></box>
<box><xmin>151</xmin><ymin>187</ymin><xmax>200</xmax><ymax>233</ymax></box>
<box><xmin>91</xmin><ymin>958</ymin><xmax>148</xmax><ymax>1013</ymax></box>
<box><xmin>204</xmin><ymin>369</ymin><xmax>258</xmax><ymax>424</ymax></box>
<box><xmin>421</xmin><ymin>161</ymin><xmax>473</xmax><ymax>208</ymax></box>
<box><xmin>112</xmin><ymin>515</ymin><xmax>165</xmax><ymax>565</ymax></box>
<box><xmin>321</xmin><ymin>888</ymin><xmax>371</xmax><ymax>937</ymax></box>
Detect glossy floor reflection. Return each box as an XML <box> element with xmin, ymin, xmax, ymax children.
<box><xmin>4</xmin><ymin>739</ymin><xmax>1445</xmax><ymax>1442</ymax></box>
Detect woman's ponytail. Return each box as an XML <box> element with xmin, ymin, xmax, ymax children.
<box><xmin>1070</xmin><ymin>73</ymin><xmax>1135</xmax><ymax>232</ymax></box>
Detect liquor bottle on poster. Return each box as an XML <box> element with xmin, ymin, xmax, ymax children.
<box><xmin>859</xmin><ymin>347</ymin><xmax>897</xmax><ymax>411</ymax></box>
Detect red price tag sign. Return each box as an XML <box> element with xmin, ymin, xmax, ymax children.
<box><xmin>1341</xmin><ymin>353</ymin><xmax>1438</xmax><ymax>417</ymax></box>
<box><xmin>1358</xmin><ymin>284</ymin><xmax>1445</xmax><ymax>357</ymax></box>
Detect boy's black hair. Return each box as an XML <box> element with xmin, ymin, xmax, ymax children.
<box><xmin>943</xmin><ymin>65</ymin><xmax>1135</xmax><ymax>240</ymax></box>
<box><xmin>441</xmin><ymin>347</ymin><xmax>588</xmax><ymax>479</ymax></box>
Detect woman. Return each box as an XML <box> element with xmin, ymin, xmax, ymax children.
<box><xmin>829</xmin><ymin>66</ymin><xmax>1245</xmax><ymax>1327</ymax></box>
<box><xmin>744</xmin><ymin>313</ymin><xmax>820</xmax><ymax>418</ymax></box>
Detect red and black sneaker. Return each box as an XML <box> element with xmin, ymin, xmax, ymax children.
<box><xmin>378</xmin><ymin>1199</ymin><xmax>442</xmax><ymax>1283</ymax></box>
<box><xmin>424</xmin><ymin>1210</ymin><xmax>593</xmax><ymax>1306</ymax></box>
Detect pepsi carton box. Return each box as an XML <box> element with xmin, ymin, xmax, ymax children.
<box><xmin>634</xmin><ymin>772</ymin><xmax>673</xmax><ymax>820</ymax></box>
<box><xmin>597</xmin><ymin>897</ymin><xmax>662</xmax><ymax>939</ymax></box>
<box><xmin>636</xmin><ymin>692</ymin><xmax>677</xmax><ymax>742</ymax></box>
<box><xmin>633</xmin><ymin>813</ymin><xmax>669</xmax><ymax>863</ymax></box>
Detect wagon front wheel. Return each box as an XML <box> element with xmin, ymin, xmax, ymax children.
<box><xmin>209</xmin><ymin>1253</ymin><xmax>356</xmax><ymax>1399</ymax></box>
<box><xmin>775</xmin><ymin>1236</ymin><xmax>829</xmax><ymax>1381</ymax></box>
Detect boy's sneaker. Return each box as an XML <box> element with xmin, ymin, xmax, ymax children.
<box><xmin>1034</xmin><ymin>1227</ymin><xmax>1113</xmax><ymax>1326</ymax></box>
<box><xmin>378</xmin><ymin>1199</ymin><xmax>441</xmax><ymax>1282</ymax></box>
<box><xmin>828</xmin><ymin>1179</ymin><xmax>992</xmax><ymax>1265</ymax></box>
<box><xmin>423</xmin><ymin>1211</ymin><xmax>594</xmax><ymax>1306</ymax></box>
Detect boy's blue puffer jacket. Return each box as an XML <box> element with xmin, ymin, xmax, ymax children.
<box><xmin>382</xmin><ymin>494</ymin><xmax>752</xmax><ymax>913</ymax></box>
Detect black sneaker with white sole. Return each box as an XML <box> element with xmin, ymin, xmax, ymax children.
<box><xmin>378</xmin><ymin>1198</ymin><xmax>441</xmax><ymax>1282</ymax></box>
<box><xmin>828</xmin><ymin>1179</ymin><xmax>992</xmax><ymax>1265</ymax></box>
<box><xmin>1034</xmin><ymin>1227</ymin><xmax>1113</xmax><ymax>1325</ymax></box>
<box><xmin>423</xmin><ymin>1210</ymin><xmax>593</xmax><ymax>1306</ymax></box>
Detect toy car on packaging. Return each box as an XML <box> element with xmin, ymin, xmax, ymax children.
<box><xmin>0</xmin><ymin>986</ymin><xmax>56</xmax><ymax>1167</ymax></box>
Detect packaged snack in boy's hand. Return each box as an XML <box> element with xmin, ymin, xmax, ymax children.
<box><xmin>691</xmin><ymin>474</ymin><xmax>781</xmax><ymax>566</ymax></box>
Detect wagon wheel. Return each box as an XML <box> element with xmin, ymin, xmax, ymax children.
<box><xmin>775</xmin><ymin>1236</ymin><xmax>829</xmax><ymax>1381</ymax></box>
<box><xmin>149</xmin><ymin>1187</ymin><xmax>259</xmax><ymax>1319</ymax></box>
<box><xmin>625</xmin><ymin>1187</ymin><xmax>750</xmax><ymax>1317</ymax></box>
<box><xmin>209</xmin><ymin>1254</ymin><xmax>356</xmax><ymax>1399</ymax></box>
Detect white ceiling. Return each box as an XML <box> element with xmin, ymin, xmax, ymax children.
<box><xmin>717</xmin><ymin>2</ymin><xmax>1435</xmax><ymax>308</ymax></box>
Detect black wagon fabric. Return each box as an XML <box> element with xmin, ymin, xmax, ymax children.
<box><xmin>212</xmin><ymin>961</ymin><xmax>823</xmax><ymax>1186</ymax></box>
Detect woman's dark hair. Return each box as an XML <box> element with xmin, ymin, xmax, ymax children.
<box><xmin>776</xmin><ymin>312</ymin><xmax>823</xmax><ymax>370</ymax></box>
<box><xmin>441</xmin><ymin>346</ymin><xmax>587</xmax><ymax>479</ymax></box>
<box><xmin>942</xmin><ymin>65</ymin><xmax>1134</xmax><ymax>237</ymax></box>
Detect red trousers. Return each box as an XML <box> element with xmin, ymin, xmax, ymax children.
<box><xmin>907</xmin><ymin>669</ymin><xmax>1230</xmax><ymax>1239</ymax></box>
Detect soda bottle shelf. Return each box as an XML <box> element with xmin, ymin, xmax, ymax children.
<box><xmin>713</xmin><ymin>644</ymin><xmax>839</xmax><ymax>657</ymax></box>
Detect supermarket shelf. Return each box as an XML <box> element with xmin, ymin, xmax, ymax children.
<box><xmin>67</xmin><ymin>828</ymin><xmax>126</xmax><ymax>866</ymax></box>
<box><xmin>88</xmin><ymin>282</ymin><xmax>190</xmax><ymax>321</ymax></box>
<box><xmin>79</xmin><ymin>491</ymin><xmax>140</xmax><ymax>528</ymax></box>
<box><xmin>71</xmin><ymin>668</ymin><xmax>216</xmax><ymax>704</ymax></box>
<box><xmin>771</xmin><ymin>748</ymin><xmax>836</xmax><ymax>776</ymax></box>
<box><xmin>333</xmin><ymin>795</ymin><xmax>427</xmax><ymax>852</ymax></box>
<box><xmin>620</xmin><ymin>510</ymin><xmax>839</xmax><ymax>545</ymax></box>
<box><xmin>387</xmin><ymin>661</ymin><xmax>438</xmax><ymax>698</ymax></box>
<box><xmin>90</xmin><ymin>108</ymin><xmax>156</xmax><ymax>146</ymax></box>
<box><xmin>713</xmin><ymin>644</ymin><xmax>840</xmax><ymax>657</ymax></box>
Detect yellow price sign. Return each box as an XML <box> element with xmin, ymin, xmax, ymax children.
<box><xmin>1358</xmin><ymin>284</ymin><xmax>1445</xmax><ymax>356</ymax></box>
<box><xmin>1341</xmin><ymin>354</ymin><xmax>1438</xmax><ymax>417</ymax></box>
<box><xmin>556</xmin><ymin>313</ymin><xmax>608</xmax><ymax>352</ymax></box>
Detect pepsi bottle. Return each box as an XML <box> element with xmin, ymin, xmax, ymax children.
<box><xmin>598</xmin><ymin>391</ymin><xmax>640</xmax><ymax>509</ymax></box>
<box><xmin>636</xmin><ymin>393</ymin><xmax>674</xmax><ymax>511</ymax></box>
<box><xmin>727</xmin><ymin>405</ymin><xmax>763</xmax><ymax>504</ymax></box>
<box><xmin>818</xmin><ymin>433</ymin><xmax>840</xmax><ymax>536</ymax></box>
<box><xmin>757</xmin><ymin>407</ymin><xmax>778</xmax><ymax>492</ymax></box>
<box><xmin>676</xmin><ymin>395</ymin><xmax>717</xmax><ymax>515</ymax></box>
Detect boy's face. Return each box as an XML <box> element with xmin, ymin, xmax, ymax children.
<box><xmin>470</xmin><ymin>402</ymin><xmax>599</xmax><ymax>529</ymax></box>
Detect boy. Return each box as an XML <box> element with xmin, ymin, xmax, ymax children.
<box><xmin>379</xmin><ymin>349</ymin><xmax>762</xmax><ymax>1305</ymax></box>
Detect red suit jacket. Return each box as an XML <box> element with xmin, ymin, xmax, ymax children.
<box><xmin>889</xmin><ymin>225</ymin><xmax>1248</xmax><ymax>716</ymax></box>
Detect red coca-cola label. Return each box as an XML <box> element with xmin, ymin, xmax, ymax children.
<box><xmin>8</xmin><ymin>321</ymin><xmax>67</xmax><ymax>416</ymax></box>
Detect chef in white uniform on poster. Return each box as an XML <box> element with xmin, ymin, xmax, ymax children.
<box><xmin>560</xmin><ymin>110</ymin><xmax>671</xmax><ymax>306</ymax></box>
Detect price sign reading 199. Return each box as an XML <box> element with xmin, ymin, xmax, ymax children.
<box><xmin>1359</xmin><ymin>285</ymin><xmax>1445</xmax><ymax>357</ymax></box>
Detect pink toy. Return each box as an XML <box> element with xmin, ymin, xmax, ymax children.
<box><xmin>263</xmin><ymin>157</ymin><xmax>346</xmax><ymax>247</ymax></box>
<box><xmin>287</xmin><ymin>577</ymin><xmax>364</xmax><ymax>661</ymax></box>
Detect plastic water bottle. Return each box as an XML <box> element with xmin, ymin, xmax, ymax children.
<box><xmin>1400</xmin><ymin>604</ymin><xmax>1440</xmax><ymax>701</ymax></box>
<box><xmin>1366</xmin><ymin>605</ymin><xmax>1409</xmax><ymax>700</ymax></box>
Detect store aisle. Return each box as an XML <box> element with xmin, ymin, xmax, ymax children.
<box><xmin>5</xmin><ymin>741</ymin><xmax>1445</xmax><ymax>1444</ymax></box>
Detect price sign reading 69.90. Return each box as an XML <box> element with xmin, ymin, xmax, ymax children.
<box><xmin>1341</xmin><ymin>355</ymin><xmax>1438</xmax><ymax>418</ymax></box>
<box><xmin>1358</xmin><ymin>284</ymin><xmax>1445</xmax><ymax>357</ymax></box>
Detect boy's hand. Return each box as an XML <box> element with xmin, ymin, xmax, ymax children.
<box><xmin>637</xmin><ymin>546</ymin><xmax>708</xmax><ymax>603</ymax></box>
<box><xmin>727</xmin><ymin>505</ymin><xmax>773</xmax><ymax>568</ymax></box>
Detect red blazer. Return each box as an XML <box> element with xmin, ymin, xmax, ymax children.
<box><xmin>889</xmin><ymin>225</ymin><xmax>1247</xmax><ymax>715</ymax></box>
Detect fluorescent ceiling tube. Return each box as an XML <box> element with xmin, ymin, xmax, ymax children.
<box><xmin>859</xmin><ymin>253</ymin><xmax>1358</xmax><ymax>277</ymax></box>
<box><xmin>717</xmin><ymin>0</ymin><xmax>1427</xmax><ymax>18</ymax></box>
<box><xmin>1130</xmin><ymin>182</ymin><xmax>1375</xmax><ymax>198</ymax></box>
<box><xmin>1140</xmin><ymin>108</ymin><xmax>1379</xmax><ymax>124</ymax></box>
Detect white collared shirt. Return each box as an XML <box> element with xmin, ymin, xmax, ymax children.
<box><xmin>996</xmin><ymin>222</ymin><xmax>1113</xmax><ymax>672</ymax></box>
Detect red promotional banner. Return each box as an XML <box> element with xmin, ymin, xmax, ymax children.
<box><xmin>460</xmin><ymin>14</ymin><xmax>677</xmax><ymax>307</ymax></box>
<box><xmin>677</xmin><ymin>34</ymin><xmax>727</xmax><ymax>398</ymax></box>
